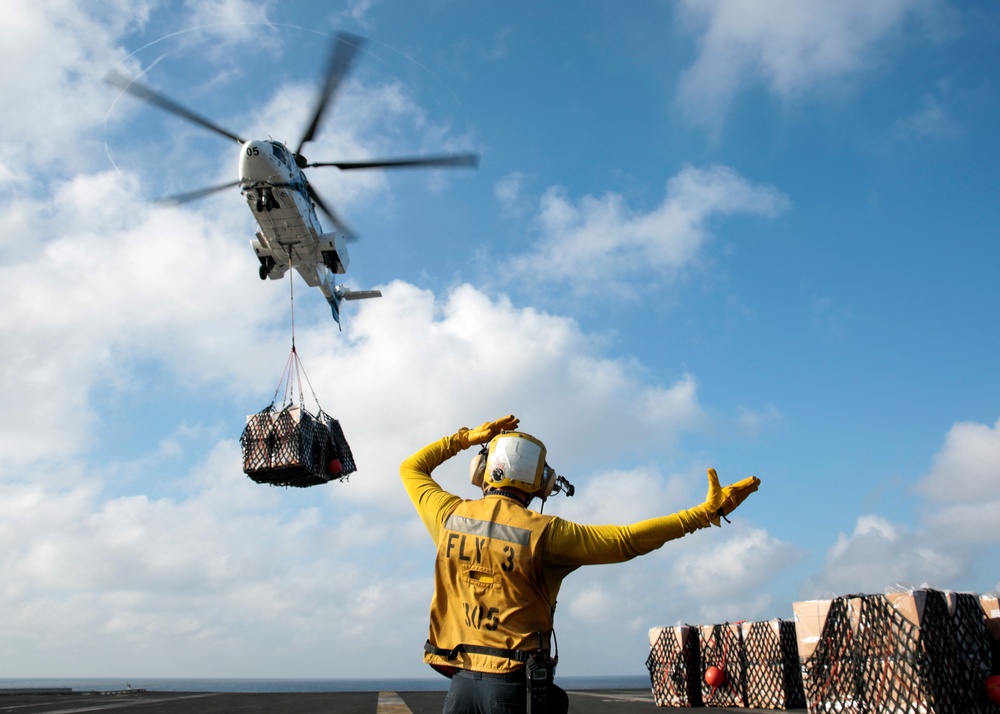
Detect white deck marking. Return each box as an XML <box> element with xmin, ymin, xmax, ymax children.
<box><xmin>570</xmin><ymin>690</ymin><xmax>656</xmax><ymax>703</ymax></box>
<box><xmin>17</xmin><ymin>693</ymin><xmax>221</xmax><ymax>713</ymax></box>
<box><xmin>377</xmin><ymin>691</ymin><xmax>414</xmax><ymax>714</ymax></box>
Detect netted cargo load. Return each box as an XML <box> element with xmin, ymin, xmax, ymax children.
<box><xmin>983</xmin><ymin>595</ymin><xmax>1000</xmax><ymax>675</ymax></box>
<box><xmin>241</xmin><ymin>404</ymin><xmax>357</xmax><ymax>487</ymax></box>
<box><xmin>795</xmin><ymin>589</ymin><xmax>998</xmax><ymax>714</ymax></box>
<box><xmin>699</xmin><ymin>622</ymin><xmax>747</xmax><ymax>708</ymax></box>
<box><xmin>741</xmin><ymin>619</ymin><xmax>806</xmax><ymax>710</ymax></box>
<box><xmin>646</xmin><ymin>625</ymin><xmax>702</xmax><ymax>708</ymax></box>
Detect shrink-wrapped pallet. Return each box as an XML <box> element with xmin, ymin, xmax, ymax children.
<box><xmin>646</xmin><ymin>625</ymin><xmax>702</xmax><ymax>708</ymax></box>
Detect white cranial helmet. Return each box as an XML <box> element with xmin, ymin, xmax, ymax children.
<box><xmin>469</xmin><ymin>432</ymin><xmax>557</xmax><ymax>498</ymax></box>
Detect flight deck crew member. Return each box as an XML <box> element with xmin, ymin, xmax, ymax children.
<box><xmin>400</xmin><ymin>415</ymin><xmax>761</xmax><ymax>714</ymax></box>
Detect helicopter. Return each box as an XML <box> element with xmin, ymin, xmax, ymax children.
<box><xmin>106</xmin><ymin>32</ymin><xmax>479</xmax><ymax>325</ymax></box>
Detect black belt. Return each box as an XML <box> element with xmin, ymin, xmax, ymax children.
<box><xmin>425</xmin><ymin>640</ymin><xmax>532</xmax><ymax>663</ymax></box>
<box><xmin>453</xmin><ymin>669</ymin><xmax>525</xmax><ymax>683</ymax></box>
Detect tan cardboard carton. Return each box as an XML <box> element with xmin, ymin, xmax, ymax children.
<box><xmin>647</xmin><ymin>625</ymin><xmax>701</xmax><ymax>708</ymax></box>
<box><xmin>981</xmin><ymin>595</ymin><xmax>1000</xmax><ymax>642</ymax></box>
<box><xmin>699</xmin><ymin>622</ymin><xmax>746</xmax><ymax>708</ymax></box>
<box><xmin>741</xmin><ymin>619</ymin><xmax>805</xmax><ymax>710</ymax></box>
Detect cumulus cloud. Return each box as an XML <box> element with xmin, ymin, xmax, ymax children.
<box><xmin>801</xmin><ymin>515</ymin><xmax>963</xmax><ymax>599</ymax></box>
<box><xmin>915</xmin><ymin>417</ymin><xmax>1000</xmax><ymax>542</ymax></box>
<box><xmin>675</xmin><ymin>0</ymin><xmax>947</xmax><ymax>129</ymax></box>
<box><xmin>0</xmin><ymin>0</ymin><xmax>151</xmax><ymax>171</ymax></box>
<box><xmin>503</xmin><ymin>165</ymin><xmax>789</xmax><ymax>301</ymax></box>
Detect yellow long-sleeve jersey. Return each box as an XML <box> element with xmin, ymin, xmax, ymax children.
<box><xmin>400</xmin><ymin>431</ymin><xmax>712</xmax><ymax>606</ymax></box>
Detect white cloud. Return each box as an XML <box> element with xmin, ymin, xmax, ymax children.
<box><xmin>0</xmin><ymin>0</ymin><xmax>152</xmax><ymax>171</ymax></box>
<box><xmin>915</xmin><ymin>417</ymin><xmax>1000</xmax><ymax>541</ymax></box>
<box><xmin>801</xmin><ymin>515</ymin><xmax>963</xmax><ymax>598</ymax></box>
<box><xmin>494</xmin><ymin>171</ymin><xmax>530</xmax><ymax>218</ymax></box>
<box><xmin>672</xmin><ymin>526</ymin><xmax>802</xmax><ymax>601</ymax></box>
<box><xmin>675</xmin><ymin>0</ymin><xmax>945</xmax><ymax>129</ymax></box>
<box><xmin>504</xmin><ymin>165</ymin><xmax>789</xmax><ymax>301</ymax></box>
<box><xmin>916</xmin><ymin>417</ymin><xmax>1000</xmax><ymax>504</ymax></box>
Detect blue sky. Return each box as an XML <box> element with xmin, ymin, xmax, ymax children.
<box><xmin>1</xmin><ymin>0</ymin><xmax>999</xmax><ymax>680</ymax></box>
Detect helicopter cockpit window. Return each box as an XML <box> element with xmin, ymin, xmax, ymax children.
<box><xmin>271</xmin><ymin>143</ymin><xmax>288</xmax><ymax>165</ymax></box>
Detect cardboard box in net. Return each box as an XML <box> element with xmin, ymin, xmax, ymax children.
<box><xmin>980</xmin><ymin>594</ymin><xmax>1000</xmax><ymax>679</ymax></box>
<box><xmin>795</xmin><ymin>590</ymin><xmax>996</xmax><ymax>714</ymax></box>
<box><xmin>646</xmin><ymin>626</ymin><xmax>701</xmax><ymax>708</ymax></box>
<box><xmin>699</xmin><ymin>622</ymin><xmax>746</xmax><ymax>708</ymax></box>
<box><xmin>793</xmin><ymin>596</ymin><xmax>863</xmax><ymax>714</ymax></box>
<box><xmin>741</xmin><ymin>619</ymin><xmax>806</xmax><ymax>710</ymax></box>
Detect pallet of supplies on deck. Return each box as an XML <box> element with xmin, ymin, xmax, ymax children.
<box><xmin>982</xmin><ymin>594</ymin><xmax>1000</xmax><ymax>675</ymax></box>
<box><xmin>741</xmin><ymin>618</ymin><xmax>806</xmax><ymax>710</ymax></box>
<box><xmin>795</xmin><ymin>589</ymin><xmax>997</xmax><ymax>714</ymax></box>
<box><xmin>698</xmin><ymin>622</ymin><xmax>747</xmax><ymax>708</ymax></box>
<box><xmin>646</xmin><ymin>625</ymin><xmax>702</xmax><ymax>708</ymax></box>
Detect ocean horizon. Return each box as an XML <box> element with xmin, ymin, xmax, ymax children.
<box><xmin>0</xmin><ymin>675</ymin><xmax>652</xmax><ymax>693</ymax></box>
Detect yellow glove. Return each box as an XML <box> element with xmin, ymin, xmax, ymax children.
<box><xmin>701</xmin><ymin>468</ymin><xmax>760</xmax><ymax>527</ymax></box>
<box><xmin>457</xmin><ymin>415</ymin><xmax>520</xmax><ymax>450</ymax></box>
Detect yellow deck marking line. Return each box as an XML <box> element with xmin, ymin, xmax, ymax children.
<box><xmin>377</xmin><ymin>691</ymin><xmax>414</xmax><ymax>714</ymax></box>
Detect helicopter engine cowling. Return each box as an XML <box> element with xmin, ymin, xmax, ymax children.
<box><xmin>319</xmin><ymin>232</ymin><xmax>350</xmax><ymax>275</ymax></box>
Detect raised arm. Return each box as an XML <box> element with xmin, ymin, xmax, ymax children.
<box><xmin>399</xmin><ymin>415</ymin><xmax>520</xmax><ymax>541</ymax></box>
<box><xmin>545</xmin><ymin>469</ymin><xmax>760</xmax><ymax>566</ymax></box>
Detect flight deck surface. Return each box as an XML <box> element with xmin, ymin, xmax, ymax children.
<box><xmin>0</xmin><ymin>688</ymin><xmax>806</xmax><ymax>713</ymax></box>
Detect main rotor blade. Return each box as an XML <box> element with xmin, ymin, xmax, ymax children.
<box><xmin>155</xmin><ymin>179</ymin><xmax>242</xmax><ymax>206</ymax></box>
<box><xmin>306</xmin><ymin>183</ymin><xmax>358</xmax><ymax>242</ymax></box>
<box><xmin>306</xmin><ymin>153</ymin><xmax>480</xmax><ymax>170</ymax></box>
<box><xmin>295</xmin><ymin>32</ymin><xmax>366</xmax><ymax>156</ymax></box>
<box><xmin>104</xmin><ymin>69</ymin><xmax>246</xmax><ymax>145</ymax></box>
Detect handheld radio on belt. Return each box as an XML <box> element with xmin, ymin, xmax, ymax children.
<box><xmin>525</xmin><ymin>631</ymin><xmax>556</xmax><ymax>714</ymax></box>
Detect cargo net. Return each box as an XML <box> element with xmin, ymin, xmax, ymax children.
<box><xmin>699</xmin><ymin>623</ymin><xmax>747</xmax><ymax>708</ymax></box>
<box><xmin>803</xmin><ymin>591</ymin><xmax>998</xmax><ymax>714</ymax></box>
<box><xmin>241</xmin><ymin>404</ymin><xmax>357</xmax><ymax>487</ymax></box>
<box><xmin>646</xmin><ymin>627</ymin><xmax>702</xmax><ymax>708</ymax></box>
<box><xmin>240</xmin><ymin>344</ymin><xmax>357</xmax><ymax>488</ymax></box>
<box><xmin>742</xmin><ymin>620</ymin><xmax>806</xmax><ymax>710</ymax></box>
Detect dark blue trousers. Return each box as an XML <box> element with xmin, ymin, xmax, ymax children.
<box><xmin>442</xmin><ymin>669</ymin><xmax>568</xmax><ymax>714</ymax></box>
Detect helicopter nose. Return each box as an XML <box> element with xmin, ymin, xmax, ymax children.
<box><xmin>239</xmin><ymin>140</ymin><xmax>282</xmax><ymax>182</ymax></box>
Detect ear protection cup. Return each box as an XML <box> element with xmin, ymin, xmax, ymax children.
<box><xmin>539</xmin><ymin>464</ymin><xmax>557</xmax><ymax>499</ymax></box>
<box><xmin>469</xmin><ymin>452</ymin><xmax>487</xmax><ymax>488</ymax></box>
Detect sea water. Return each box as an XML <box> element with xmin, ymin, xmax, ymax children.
<box><xmin>0</xmin><ymin>675</ymin><xmax>651</xmax><ymax>693</ymax></box>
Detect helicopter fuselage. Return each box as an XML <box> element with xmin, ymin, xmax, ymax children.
<box><xmin>239</xmin><ymin>139</ymin><xmax>355</xmax><ymax>322</ymax></box>
<box><xmin>105</xmin><ymin>31</ymin><xmax>474</xmax><ymax>325</ymax></box>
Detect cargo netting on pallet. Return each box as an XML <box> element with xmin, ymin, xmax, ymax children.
<box><xmin>699</xmin><ymin>622</ymin><xmax>747</xmax><ymax>708</ymax></box>
<box><xmin>802</xmin><ymin>590</ymin><xmax>999</xmax><ymax>714</ymax></box>
<box><xmin>742</xmin><ymin>619</ymin><xmax>806</xmax><ymax>710</ymax></box>
<box><xmin>241</xmin><ymin>404</ymin><xmax>357</xmax><ymax>488</ymax></box>
<box><xmin>646</xmin><ymin>626</ymin><xmax>702</xmax><ymax>708</ymax></box>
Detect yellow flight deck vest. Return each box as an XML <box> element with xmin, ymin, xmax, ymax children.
<box><xmin>424</xmin><ymin>494</ymin><xmax>556</xmax><ymax>675</ymax></box>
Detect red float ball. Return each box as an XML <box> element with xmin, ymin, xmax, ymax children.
<box><xmin>986</xmin><ymin>675</ymin><xmax>1000</xmax><ymax>706</ymax></box>
<box><xmin>705</xmin><ymin>666</ymin><xmax>726</xmax><ymax>688</ymax></box>
<box><xmin>327</xmin><ymin>458</ymin><xmax>342</xmax><ymax>475</ymax></box>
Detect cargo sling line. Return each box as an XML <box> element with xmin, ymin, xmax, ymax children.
<box><xmin>239</xmin><ymin>250</ymin><xmax>358</xmax><ymax>487</ymax></box>
<box><xmin>271</xmin><ymin>248</ymin><xmax>319</xmax><ymax>411</ymax></box>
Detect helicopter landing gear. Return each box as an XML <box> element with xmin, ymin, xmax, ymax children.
<box><xmin>255</xmin><ymin>188</ymin><xmax>279</xmax><ymax>213</ymax></box>
<box><xmin>258</xmin><ymin>256</ymin><xmax>276</xmax><ymax>280</ymax></box>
